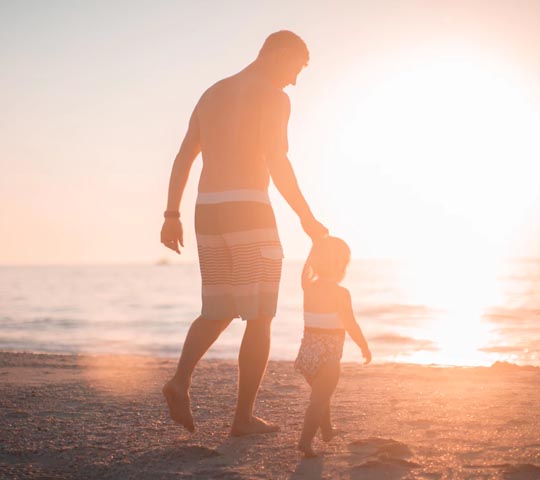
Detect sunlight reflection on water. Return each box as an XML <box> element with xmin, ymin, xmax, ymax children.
<box><xmin>0</xmin><ymin>259</ymin><xmax>538</xmax><ymax>366</ymax></box>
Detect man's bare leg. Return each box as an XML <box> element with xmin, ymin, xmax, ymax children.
<box><xmin>163</xmin><ymin>315</ymin><xmax>232</xmax><ymax>431</ymax></box>
<box><xmin>231</xmin><ymin>317</ymin><xmax>279</xmax><ymax>436</ymax></box>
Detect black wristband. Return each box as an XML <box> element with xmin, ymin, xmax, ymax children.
<box><xmin>163</xmin><ymin>210</ymin><xmax>180</xmax><ymax>218</ymax></box>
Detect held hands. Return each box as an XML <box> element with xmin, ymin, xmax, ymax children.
<box><xmin>160</xmin><ymin>218</ymin><xmax>183</xmax><ymax>254</ymax></box>
<box><xmin>301</xmin><ymin>215</ymin><xmax>328</xmax><ymax>241</ymax></box>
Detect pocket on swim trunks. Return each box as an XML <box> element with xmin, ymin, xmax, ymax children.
<box><xmin>260</xmin><ymin>246</ymin><xmax>284</xmax><ymax>260</ymax></box>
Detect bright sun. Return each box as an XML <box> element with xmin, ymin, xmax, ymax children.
<box><xmin>319</xmin><ymin>49</ymin><xmax>540</xmax><ymax>260</ymax></box>
<box><xmin>316</xmin><ymin>49</ymin><xmax>540</xmax><ymax>365</ymax></box>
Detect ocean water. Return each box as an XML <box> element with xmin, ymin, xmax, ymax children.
<box><xmin>1</xmin><ymin>259</ymin><xmax>539</xmax><ymax>366</ymax></box>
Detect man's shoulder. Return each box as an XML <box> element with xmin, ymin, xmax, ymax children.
<box><xmin>255</xmin><ymin>80</ymin><xmax>288</xmax><ymax>102</ymax></box>
<box><xmin>269</xmin><ymin>88</ymin><xmax>289</xmax><ymax>105</ymax></box>
<box><xmin>197</xmin><ymin>72</ymin><xmax>289</xmax><ymax>114</ymax></box>
<box><xmin>197</xmin><ymin>73</ymin><xmax>252</xmax><ymax>107</ymax></box>
<box><xmin>199</xmin><ymin>77</ymin><xmax>230</xmax><ymax>101</ymax></box>
<box><xmin>262</xmin><ymin>87</ymin><xmax>290</xmax><ymax>116</ymax></box>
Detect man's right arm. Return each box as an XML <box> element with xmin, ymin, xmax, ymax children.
<box><xmin>269</xmin><ymin>153</ymin><xmax>327</xmax><ymax>240</ymax></box>
<box><xmin>265</xmin><ymin>93</ymin><xmax>327</xmax><ymax>240</ymax></box>
<box><xmin>161</xmin><ymin>108</ymin><xmax>201</xmax><ymax>254</ymax></box>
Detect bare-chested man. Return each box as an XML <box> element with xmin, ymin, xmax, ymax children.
<box><xmin>161</xmin><ymin>30</ymin><xmax>328</xmax><ymax>436</ymax></box>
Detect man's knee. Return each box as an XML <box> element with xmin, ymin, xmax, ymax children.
<box><xmin>197</xmin><ymin>315</ymin><xmax>233</xmax><ymax>332</ymax></box>
<box><xmin>217</xmin><ymin>318</ymin><xmax>234</xmax><ymax>332</ymax></box>
<box><xmin>245</xmin><ymin>317</ymin><xmax>273</xmax><ymax>338</ymax></box>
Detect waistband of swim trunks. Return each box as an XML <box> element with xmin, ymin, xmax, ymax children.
<box><xmin>196</xmin><ymin>190</ymin><xmax>270</xmax><ymax>205</ymax></box>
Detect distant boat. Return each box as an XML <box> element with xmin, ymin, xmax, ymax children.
<box><xmin>155</xmin><ymin>258</ymin><xmax>171</xmax><ymax>266</ymax></box>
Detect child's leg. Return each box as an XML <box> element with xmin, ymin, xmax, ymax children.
<box><xmin>298</xmin><ymin>360</ymin><xmax>340</xmax><ymax>457</ymax></box>
<box><xmin>320</xmin><ymin>402</ymin><xmax>343</xmax><ymax>442</ymax></box>
<box><xmin>320</xmin><ymin>403</ymin><xmax>333</xmax><ymax>441</ymax></box>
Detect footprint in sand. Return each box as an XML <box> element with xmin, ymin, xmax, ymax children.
<box><xmin>463</xmin><ymin>462</ymin><xmax>540</xmax><ymax>480</ymax></box>
<box><xmin>348</xmin><ymin>437</ymin><xmax>421</xmax><ymax>479</ymax></box>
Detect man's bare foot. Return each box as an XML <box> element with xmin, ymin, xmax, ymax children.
<box><xmin>321</xmin><ymin>427</ymin><xmax>343</xmax><ymax>443</ymax></box>
<box><xmin>162</xmin><ymin>380</ymin><xmax>195</xmax><ymax>432</ymax></box>
<box><xmin>297</xmin><ymin>442</ymin><xmax>318</xmax><ymax>458</ymax></box>
<box><xmin>230</xmin><ymin>416</ymin><xmax>280</xmax><ymax>436</ymax></box>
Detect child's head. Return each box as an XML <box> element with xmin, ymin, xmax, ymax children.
<box><xmin>302</xmin><ymin>236</ymin><xmax>351</xmax><ymax>288</ymax></box>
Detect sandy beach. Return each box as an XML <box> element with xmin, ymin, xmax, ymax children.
<box><xmin>1</xmin><ymin>352</ymin><xmax>539</xmax><ymax>479</ymax></box>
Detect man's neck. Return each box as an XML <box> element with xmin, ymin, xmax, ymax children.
<box><xmin>245</xmin><ymin>59</ymin><xmax>281</xmax><ymax>89</ymax></box>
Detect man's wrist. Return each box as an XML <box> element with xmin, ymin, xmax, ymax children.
<box><xmin>163</xmin><ymin>210</ymin><xmax>180</xmax><ymax>219</ymax></box>
<box><xmin>300</xmin><ymin>211</ymin><xmax>315</xmax><ymax>225</ymax></box>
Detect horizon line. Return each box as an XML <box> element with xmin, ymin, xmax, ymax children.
<box><xmin>1</xmin><ymin>256</ymin><xmax>539</xmax><ymax>268</ymax></box>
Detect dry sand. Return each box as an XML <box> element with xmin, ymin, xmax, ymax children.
<box><xmin>1</xmin><ymin>352</ymin><xmax>540</xmax><ymax>480</ymax></box>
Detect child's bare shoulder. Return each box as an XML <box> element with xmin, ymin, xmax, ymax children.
<box><xmin>336</xmin><ymin>285</ymin><xmax>351</xmax><ymax>299</ymax></box>
<box><xmin>336</xmin><ymin>285</ymin><xmax>353</xmax><ymax>311</ymax></box>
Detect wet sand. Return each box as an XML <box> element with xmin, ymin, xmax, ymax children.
<box><xmin>1</xmin><ymin>352</ymin><xmax>540</xmax><ymax>479</ymax></box>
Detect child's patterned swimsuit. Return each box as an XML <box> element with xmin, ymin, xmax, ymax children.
<box><xmin>294</xmin><ymin>312</ymin><xmax>345</xmax><ymax>384</ymax></box>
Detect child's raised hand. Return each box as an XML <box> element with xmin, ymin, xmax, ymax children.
<box><xmin>362</xmin><ymin>348</ymin><xmax>372</xmax><ymax>365</ymax></box>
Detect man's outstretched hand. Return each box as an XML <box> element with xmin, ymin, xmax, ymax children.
<box><xmin>301</xmin><ymin>216</ymin><xmax>329</xmax><ymax>241</ymax></box>
<box><xmin>161</xmin><ymin>218</ymin><xmax>184</xmax><ymax>254</ymax></box>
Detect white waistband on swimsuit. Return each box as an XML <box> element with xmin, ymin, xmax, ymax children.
<box><xmin>196</xmin><ymin>190</ymin><xmax>270</xmax><ymax>205</ymax></box>
<box><xmin>304</xmin><ymin>312</ymin><xmax>343</xmax><ymax>330</ymax></box>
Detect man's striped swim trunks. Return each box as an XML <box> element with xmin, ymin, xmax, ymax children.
<box><xmin>195</xmin><ymin>190</ymin><xmax>283</xmax><ymax>321</ymax></box>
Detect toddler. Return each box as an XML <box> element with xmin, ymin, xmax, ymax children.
<box><xmin>295</xmin><ymin>236</ymin><xmax>371</xmax><ymax>457</ymax></box>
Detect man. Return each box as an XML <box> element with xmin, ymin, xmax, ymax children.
<box><xmin>161</xmin><ymin>30</ymin><xmax>328</xmax><ymax>436</ymax></box>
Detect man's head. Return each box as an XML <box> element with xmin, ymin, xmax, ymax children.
<box><xmin>257</xmin><ymin>30</ymin><xmax>309</xmax><ymax>88</ymax></box>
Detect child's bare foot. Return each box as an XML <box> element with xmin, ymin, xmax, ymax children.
<box><xmin>321</xmin><ymin>427</ymin><xmax>343</xmax><ymax>443</ymax></box>
<box><xmin>162</xmin><ymin>380</ymin><xmax>195</xmax><ymax>432</ymax></box>
<box><xmin>297</xmin><ymin>442</ymin><xmax>318</xmax><ymax>458</ymax></box>
<box><xmin>230</xmin><ymin>416</ymin><xmax>280</xmax><ymax>436</ymax></box>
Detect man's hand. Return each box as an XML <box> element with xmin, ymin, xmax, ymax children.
<box><xmin>362</xmin><ymin>348</ymin><xmax>372</xmax><ymax>365</ymax></box>
<box><xmin>301</xmin><ymin>216</ymin><xmax>328</xmax><ymax>241</ymax></box>
<box><xmin>160</xmin><ymin>218</ymin><xmax>184</xmax><ymax>254</ymax></box>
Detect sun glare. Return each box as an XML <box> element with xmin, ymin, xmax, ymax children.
<box><xmin>399</xmin><ymin>255</ymin><xmax>506</xmax><ymax>366</ymax></box>
<box><xmin>320</xmin><ymin>49</ymin><xmax>540</xmax><ymax>365</ymax></box>
<box><xmin>321</xmin><ymin>49</ymin><xmax>540</xmax><ymax>260</ymax></box>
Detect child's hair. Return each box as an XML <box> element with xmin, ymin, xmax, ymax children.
<box><xmin>302</xmin><ymin>236</ymin><xmax>351</xmax><ymax>289</ymax></box>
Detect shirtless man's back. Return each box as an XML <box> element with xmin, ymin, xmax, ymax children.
<box><xmin>197</xmin><ymin>70</ymin><xmax>288</xmax><ymax>192</ymax></box>
<box><xmin>161</xmin><ymin>30</ymin><xmax>327</xmax><ymax>436</ymax></box>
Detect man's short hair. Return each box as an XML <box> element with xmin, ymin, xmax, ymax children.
<box><xmin>258</xmin><ymin>30</ymin><xmax>309</xmax><ymax>64</ymax></box>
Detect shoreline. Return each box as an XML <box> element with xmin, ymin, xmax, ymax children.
<box><xmin>1</xmin><ymin>352</ymin><xmax>539</xmax><ymax>479</ymax></box>
<box><xmin>1</xmin><ymin>349</ymin><xmax>539</xmax><ymax>370</ymax></box>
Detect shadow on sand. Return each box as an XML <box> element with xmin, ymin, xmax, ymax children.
<box><xmin>290</xmin><ymin>455</ymin><xmax>324</xmax><ymax>480</ymax></box>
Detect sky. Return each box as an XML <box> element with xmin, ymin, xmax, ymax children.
<box><xmin>1</xmin><ymin>0</ymin><xmax>539</xmax><ymax>265</ymax></box>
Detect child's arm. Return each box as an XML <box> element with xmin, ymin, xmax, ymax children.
<box><xmin>339</xmin><ymin>287</ymin><xmax>372</xmax><ymax>364</ymax></box>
